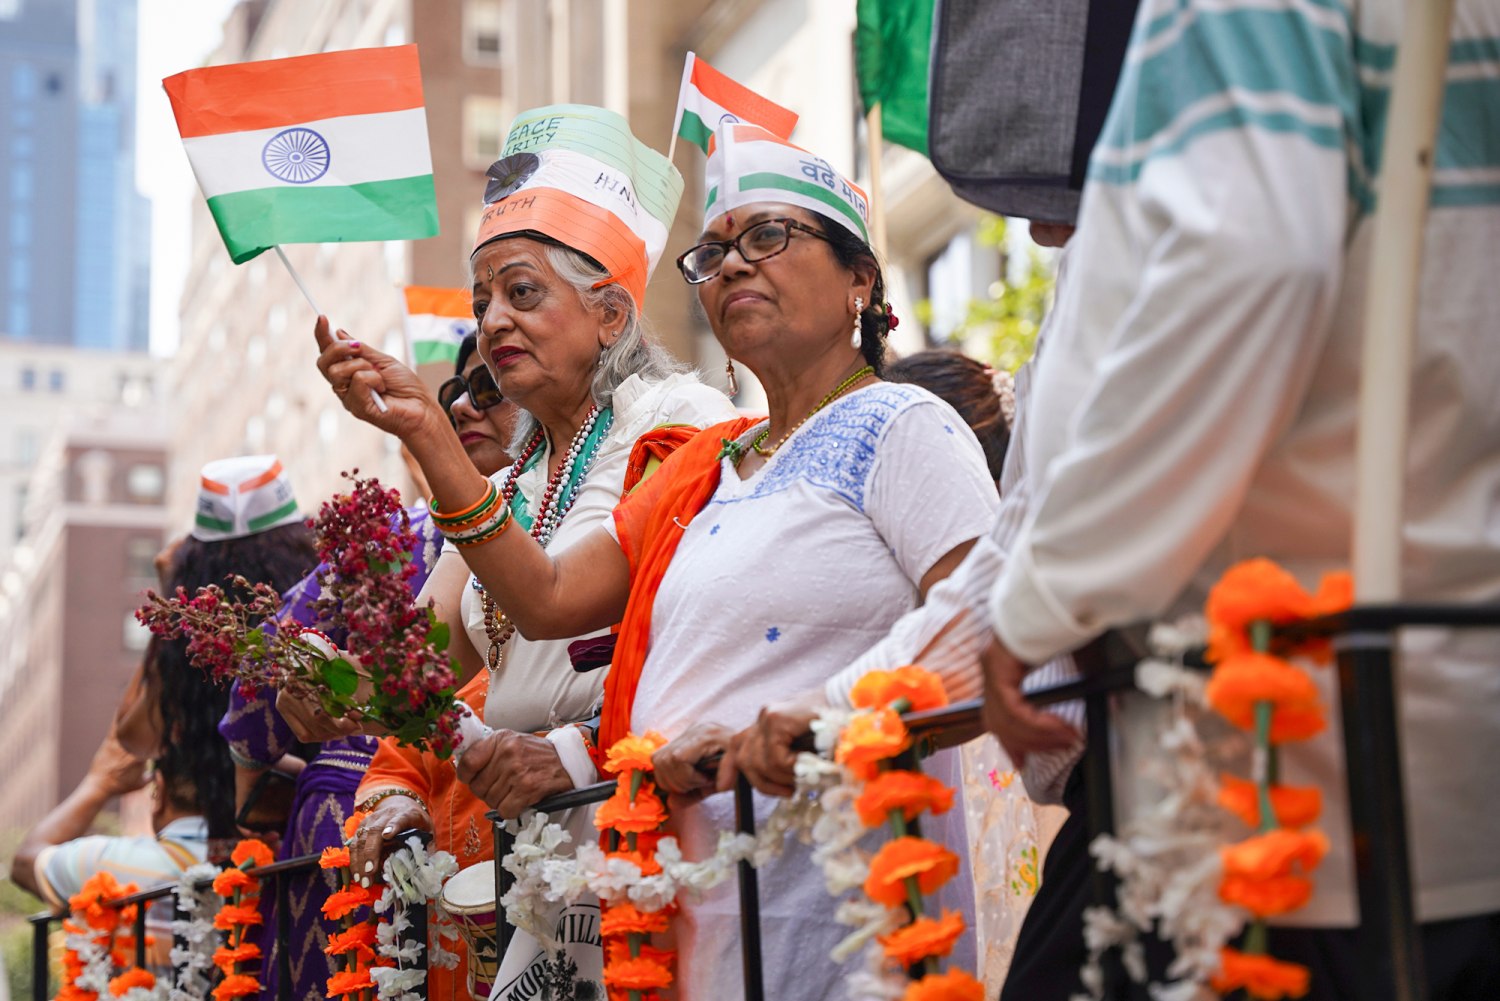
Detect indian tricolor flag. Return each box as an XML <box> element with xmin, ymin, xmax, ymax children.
<box><xmin>404</xmin><ymin>286</ymin><xmax>476</xmax><ymax>368</ymax></box>
<box><xmin>164</xmin><ymin>45</ymin><xmax>439</xmax><ymax>264</ymax></box>
<box><xmin>671</xmin><ymin>52</ymin><xmax>798</xmax><ymax>154</ymax></box>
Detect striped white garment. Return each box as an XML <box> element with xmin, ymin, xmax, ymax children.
<box><xmin>824</xmin><ymin>249</ymin><xmax>1086</xmax><ymax>804</ymax></box>
<box><xmin>981</xmin><ymin>0</ymin><xmax>1500</xmax><ymax>927</ymax></box>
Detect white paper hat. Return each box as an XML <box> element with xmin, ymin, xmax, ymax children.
<box><xmin>703</xmin><ymin>121</ymin><xmax>870</xmax><ymax>243</ymax></box>
<box><xmin>192</xmin><ymin>455</ymin><xmax>301</xmax><ymax>542</ymax></box>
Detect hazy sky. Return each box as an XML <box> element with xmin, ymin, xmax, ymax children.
<box><xmin>135</xmin><ymin>0</ymin><xmax>240</xmax><ymax>356</ymax></box>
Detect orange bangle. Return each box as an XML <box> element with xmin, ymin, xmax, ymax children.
<box><xmin>430</xmin><ymin>480</ymin><xmax>498</xmax><ymax>527</ymax></box>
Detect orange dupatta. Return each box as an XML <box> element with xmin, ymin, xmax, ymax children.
<box><xmin>600</xmin><ymin>417</ymin><xmax>761</xmax><ymax>752</ymax></box>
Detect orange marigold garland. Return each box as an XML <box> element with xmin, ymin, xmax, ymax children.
<box><xmin>838</xmin><ymin>667</ymin><xmax>977</xmax><ymax>995</ymax></box>
<box><xmin>55</xmin><ymin>871</ymin><xmax>156</xmax><ymax>1001</ymax></box>
<box><xmin>596</xmin><ymin>730</ymin><xmax>676</xmax><ymax>1001</ymax></box>
<box><xmin>319</xmin><ymin>812</ymin><xmax>385</xmax><ymax>1000</ymax></box>
<box><xmin>209</xmin><ymin>838</ymin><xmax>271</xmax><ymax>1001</ymax></box>
<box><xmin>1204</xmin><ymin>559</ymin><xmax>1352</xmax><ymax>998</ymax></box>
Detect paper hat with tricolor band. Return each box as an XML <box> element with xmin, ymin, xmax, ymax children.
<box><xmin>703</xmin><ymin>121</ymin><xmax>870</xmax><ymax>244</ymax></box>
<box><xmin>192</xmin><ymin>455</ymin><xmax>301</xmax><ymax>542</ymax></box>
<box><xmin>472</xmin><ymin>104</ymin><xmax>684</xmax><ymax>310</ymax></box>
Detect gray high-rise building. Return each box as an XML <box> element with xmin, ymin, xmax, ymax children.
<box><xmin>0</xmin><ymin>0</ymin><xmax>150</xmax><ymax>351</ymax></box>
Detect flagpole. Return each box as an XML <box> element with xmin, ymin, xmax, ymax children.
<box><xmin>667</xmin><ymin>51</ymin><xmax>697</xmax><ymax>164</ymax></box>
<box><xmin>275</xmin><ymin>245</ymin><xmax>389</xmax><ymax>414</ymax></box>
<box><xmin>865</xmin><ymin>101</ymin><xmax>888</xmax><ymax>258</ymax></box>
<box><xmin>1352</xmin><ymin>0</ymin><xmax>1454</xmax><ymax>600</ymax></box>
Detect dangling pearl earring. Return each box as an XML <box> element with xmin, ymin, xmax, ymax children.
<box><xmin>725</xmin><ymin>357</ymin><xmax>740</xmax><ymax>397</ymax></box>
<box><xmin>851</xmin><ymin>296</ymin><xmax>865</xmax><ymax>349</ymax></box>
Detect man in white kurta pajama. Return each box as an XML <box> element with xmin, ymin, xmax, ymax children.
<box><xmin>825</xmin><ymin>0</ymin><xmax>1500</xmax><ymax>996</ymax></box>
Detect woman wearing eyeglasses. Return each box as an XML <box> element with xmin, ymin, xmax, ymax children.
<box><xmin>311</xmin><ymin>105</ymin><xmax>735</xmax><ymax>997</ymax></box>
<box><xmin>326</xmin><ymin>120</ymin><xmax>997</xmax><ymax>1000</ymax></box>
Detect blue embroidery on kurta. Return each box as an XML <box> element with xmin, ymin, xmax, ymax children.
<box><xmin>766</xmin><ymin>626</ymin><xmax>781</xmax><ymax>642</ymax></box>
<box><xmin>715</xmin><ymin>384</ymin><xmax>920</xmax><ymax>511</ymax></box>
<box><xmin>710</xmin><ymin>524</ymin><xmax>721</xmax><ymax>535</ymax></box>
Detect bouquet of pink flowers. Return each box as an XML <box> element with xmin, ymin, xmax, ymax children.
<box><xmin>137</xmin><ymin>473</ymin><xmax>471</xmax><ymax>757</ymax></box>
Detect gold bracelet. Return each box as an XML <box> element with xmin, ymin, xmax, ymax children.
<box><xmin>355</xmin><ymin>787</ymin><xmax>429</xmax><ymax>816</ymax></box>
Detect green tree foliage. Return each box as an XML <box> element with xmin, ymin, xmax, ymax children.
<box><xmin>917</xmin><ymin>215</ymin><xmax>1055</xmax><ymax>373</ymax></box>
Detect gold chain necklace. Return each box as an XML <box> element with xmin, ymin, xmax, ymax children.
<box><xmin>749</xmin><ymin>365</ymin><xmax>876</xmax><ymax>459</ymax></box>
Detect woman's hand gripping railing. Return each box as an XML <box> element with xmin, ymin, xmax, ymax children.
<box><xmin>27</xmin><ymin>830</ymin><xmax>434</xmax><ymax>1001</ymax></box>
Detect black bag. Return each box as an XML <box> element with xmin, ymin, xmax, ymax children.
<box><xmin>928</xmin><ymin>0</ymin><xmax>1140</xmax><ymax>224</ymax></box>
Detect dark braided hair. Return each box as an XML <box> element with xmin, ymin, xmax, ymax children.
<box><xmin>811</xmin><ymin>212</ymin><xmax>891</xmax><ymax>376</ymax></box>
<box><xmin>155</xmin><ymin>522</ymin><xmax>317</xmax><ymax>839</ymax></box>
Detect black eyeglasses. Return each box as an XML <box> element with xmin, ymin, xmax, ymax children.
<box><xmin>439</xmin><ymin>365</ymin><xmax>503</xmax><ymax>424</ymax></box>
<box><xmin>676</xmin><ymin>217</ymin><xmax>830</xmax><ymax>284</ymax></box>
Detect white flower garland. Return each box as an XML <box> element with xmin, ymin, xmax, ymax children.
<box><xmin>167</xmin><ymin>862</ymin><xmax>220</xmax><ymax>1001</ymax></box>
<box><xmin>1072</xmin><ymin>619</ymin><xmax>1244</xmax><ymax>1001</ymax></box>
<box><xmin>371</xmin><ymin>835</ymin><xmax>461</xmax><ymax>1001</ymax></box>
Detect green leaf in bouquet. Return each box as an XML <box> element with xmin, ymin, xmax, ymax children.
<box><xmin>394</xmin><ymin>717</ymin><xmax>432</xmax><ymax>744</ymax></box>
<box><xmin>321</xmin><ymin>658</ymin><xmax>360</xmax><ymax>697</ymax></box>
<box><xmin>428</xmin><ymin>621</ymin><xmax>450</xmax><ymax>653</ymax></box>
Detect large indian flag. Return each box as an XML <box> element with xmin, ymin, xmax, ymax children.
<box><xmin>164</xmin><ymin>45</ymin><xmax>439</xmax><ymax>264</ymax></box>
<box><xmin>671</xmin><ymin>52</ymin><xmax>798</xmax><ymax>154</ymax></box>
<box><xmin>404</xmin><ymin>286</ymin><xmax>476</xmax><ymax>367</ymax></box>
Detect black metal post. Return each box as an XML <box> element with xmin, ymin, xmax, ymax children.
<box><xmin>31</xmin><ymin>915</ymin><xmax>51</xmax><ymax>1001</ymax></box>
<box><xmin>410</xmin><ymin>898</ymin><xmax>429</xmax><ymax>976</ymax></box>
<box><xmin>1335</xmin><ymin>631</ymin><xmax>1427</xmax><ymax>1001</ymax></box>
<box><xmin>734</xmin><ymin>775</ymin><xmax>765</xmax><ymax>1001</ymax></box>
<box><xmin>276</xmin><ymin>870</ymin><xmax>293</xmax><ymax>1001</ymax></box>
<box><xmin>132</xmin><ymin>898</ymin><xmax>147</xmax><ymax>969</ymax></box>
<box><xmin>1083</xmin><ymin>691</ymin><xmax>1126</xmax><ymax>1001</ymax></box>
<box><xmin>493</xmin><ymin>812</ymin><xmax>516</xmax><ymax>957</ymax></box>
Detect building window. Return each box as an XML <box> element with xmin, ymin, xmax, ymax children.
<box><xmin>125</xmin><ymin>536</ymin><xmax>159</xmax><ymax>582</ymax></box>
<box><xmin>48</xmin><ymin>369</ymin><xmax>63</xmax><ymax>392</ymax></box>
<box><xmin>19</xmin><ymin>367</ymin><xmax>35</xmax><ymax>391</ymax></box>
<box><xmin>7</xmin><ymin>299</ymin><xmax>27</xmax><ymax>337</ymax></box>
<box><xmin>16</xmin><ymin>428</ymin><xmax>37</xmax><ymax>464</ymax></box>
<box><xmin>11</xmin><ymin>63</ymin><xmax>35</xmax><ymax>99</ymax></box>
<box><xmin>10</xmin><ymin>163</ymin><xmax>32</xmax><ymax>200</ymax></box>
<box><xmin>464</xmin><ymin>1</ymin><xmax>503</xmax><ymax>64</ymax></box>
<box><xmin>122</xmin><ymin>612</ymin><xmax>151</xmax><ymax>652</ymax></box>
<box><xmin>463</xmin><ymin>96</ymin><xmax>506</xmax><ymax>169</ymax></box>
<box><xmin>126</xmin><ymin>464</ymin><xmax>164</xmax><ymax>501</ymax></box>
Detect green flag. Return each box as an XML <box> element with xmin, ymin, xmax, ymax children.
<box><xmin>855</xmin><ymin>0</ymin><xmax>935</xmax><ymax>155</ymax></box>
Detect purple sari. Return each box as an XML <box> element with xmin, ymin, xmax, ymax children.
<box><xmin>219</xmin><ymin>508</ymin><xmax>442</xmax><ymax>1001</ymax></box>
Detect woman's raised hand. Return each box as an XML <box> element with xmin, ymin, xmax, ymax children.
<box><xmin>313</xmin><ymin>315</ymin><xmax>438</xmax><ymax>440</ymax></box>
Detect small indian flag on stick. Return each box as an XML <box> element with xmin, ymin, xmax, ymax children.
<box><xmin>164</xmin><ymin>45</ymin><xmax>439</xmax><ymax>264</ymax></box>
<box><xmin>671</xmin><ymin>52</ymin><xmax>798</xmax><ymax>156</ymax></box>
<box><xmin>404</xmin><ymin>286</ymin><xmax>476</xmax><ymax>367</ymax></box>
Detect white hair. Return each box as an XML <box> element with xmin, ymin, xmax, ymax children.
<box><xmin>467</xmin><ymin>238</ymin><xmax>685</xmax><ymax>450</ymax></box>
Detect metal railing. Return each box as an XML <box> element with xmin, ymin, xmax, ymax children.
<box><xmin>27</xmin><ymin>602</ymin><xmax>1491</xmax><ymax>1001</ymax></box>
<box><xmin>486</xmin><ymin>601</ymin><xmax>1498</xmax><ymax>1001</ymax></box>
<box><xmin>27</xmin><ymin>832</ymin><xmax>432</xmax><ymax>1001</ymax></box>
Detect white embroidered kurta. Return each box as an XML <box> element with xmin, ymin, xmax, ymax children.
<box><xmin>615</xmin><ymin>382</ymin><xmax>1000</xmax><ymax>1000</ymax></box>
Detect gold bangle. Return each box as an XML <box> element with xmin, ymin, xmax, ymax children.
<box><xmin>355</xmin><ymin>787</ymin><xmax>429</xmax><ymax>816</ymax></box>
